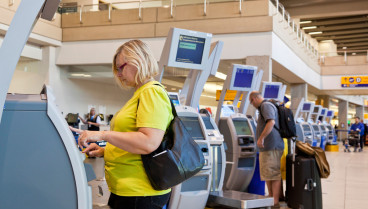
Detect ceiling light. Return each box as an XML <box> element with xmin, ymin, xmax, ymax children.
<box><xmin>300</xmin><ymin>21</ymin><xmax>312</xmax><ymax>24</ymax></box>
<box><xmin>302</xmin><ymin>26</ymin><xmax>317</xmax><ymax>30</ymax></box>
<box><xmin>342</xmin><ymin>47</ymin><xmax>347</xmax><ymax>49</ymax></box>
<box><xmin>309</xmin><ymin>31</ymin><xmax>322</xmax><ymax>35</ymax></box>
<box><xmin>352</xmin><ymin>53</ymin><xmax>356</xmax><ymax>55</ymax></box>
<box><xmin>71</xmin><ymin>74</ymin><xmax>85</xmax><ymax>77</ymax></box>
<box><xmin>215</xmin><ymin>72</ymin><xmax>227</xmax><ymax>80</ymax></box>
<box><xmin>321</xmin><ymin>40</ymin><xmax>333</xmax><ymax>42</ymax></box>
<box><xmin>163</xmin><ymin>5</ymin><xmax>170</xmax><ymax>8</ymax></box>
<box><xmin>83</xmin><ymin>74</ymin><xmax>91</xmax><ymax>77</ymax></box>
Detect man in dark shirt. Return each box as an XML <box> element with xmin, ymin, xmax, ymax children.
<box><xmin>250</xmin><ymin>91</ymin><xmax>284</xmax><ymax>208</ymax></box>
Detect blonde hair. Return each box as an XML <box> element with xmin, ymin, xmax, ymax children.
<box><xmin>112</xmin><ymin>40</ymin><xmax>158</xmax><ymax>88</ymax></box>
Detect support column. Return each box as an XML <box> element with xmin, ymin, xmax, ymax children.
<box><xmin>246</xmin><ymin>56</ymin><xmax>272</xmax><ymax>83</ymax></box>
<box><xmin>289</xmin><ymin>83</ymin><xmax>308</xmax><ymax>115</ymax></box>
<box><xmin>356</xmin><ymin>105</ymin><xmax>364</xmax><ymax>121</ymax></box>
<box><xmin>245</xmin><ymin>56</ymin><xmax>272</xmax><ymax>116</ymax></box>
<box><xmin>338</xmin><ymin>100</ymin><xmax>348</xmax><ymax>140</ymax></box>
<box><xmin>291</xmin><ymin>84</ymin><xmax>308</xmax><ymax>100</ymax></box>
<box><xmin>316</xmin><ymin>95</ymin><xmax>330</xmax><ymax>108</ymax></box>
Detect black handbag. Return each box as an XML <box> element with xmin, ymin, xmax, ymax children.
<box><xmin>140</xmin><ymin>85</ymin><xmax>205</xmax><ymax>191</ymax></box>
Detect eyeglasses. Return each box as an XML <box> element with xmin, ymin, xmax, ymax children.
<box><xmin>116</xmin><ymin>63</ymin><xmax>127</xmax><ymax>74</ymax></box>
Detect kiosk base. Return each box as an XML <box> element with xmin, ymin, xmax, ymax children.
<box><xmin>208</xmin><ymin>190</ymin><xmax>274</xmax><ymax>209</ymax></box>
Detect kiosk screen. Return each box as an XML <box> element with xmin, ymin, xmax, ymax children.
<box><xmin>202</xmin><ymin>116</ymin><xmax>215</xmax><ymax>130</ymax></box>
<box><xmin>221</xmin><ymin>105</ymin><xmax>235</xmax><ymax>117</ymax></box>
<box><xmin>326</xmin><ymin>126</ymin><xmax>332</xmax><ymax>131</ymax></box>
<box><xmin>66</xmin><ymin>113</ymin><xmax>78</xmax><ymax>124</ymax></box>
<box><xmin>176</xmin><ymin>35</ymin><xmax>205</xmax><ymax>64</ymax></box>
<box><xmin>321</xmin><ymin>109</ymin><xmax>326</xmax><ymax>115</ymax></box>
<box><xmin>327</xmin><ymin>111</ymin><xmax>333</xmax><ymax>117</ymax></box>
<box><xmin>179</xmin><ymin>116</ymin><xmax>205</xmax><ymax>140</ymax></box>
<box><xmin>303</xmin><ymin>103</ymin><xmax>311</xmax><ymax>111</ymax></box>
<box><xmin>313</xmin><ymin>107</ymin><xmax>319</xmax><ymax>113</ymax></box>
<box><xmin>264</xmin><ymin>85</ymin><xmax>280</xmax><ymax>99</ymax></box>
<box><xmin>302</xmin><ymin>124</ymin><xmax>311</xmax><ymax>132</ymax></box>
<box><xmin>168</xmin><ymin>94</ymin><xmax>180</xmax><ymax>106</ymax></box>
<box><xmin>313</xmin><ymin>125</ymin><xmax>320</xmax><ymax>132</ymax></box>
<box><xmin>232</xmin><ymin>119</ymin><xmax>252</xmax><ymax>136</ymax></box>
<box><xmin>233</xmin><ymin>68</ymin><xmax>254</xmax><ymax>88</ymax></box>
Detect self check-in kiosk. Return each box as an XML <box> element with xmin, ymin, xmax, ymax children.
<box><xmin>158</xmin><ymin>27</ymin><xmax>225</xmax><ymax>209</ymax></box>
<box><xmin>318</xmin><ymin>108</ymin><xmax>329</xmax><ymax>149</ymax></box>
<box><xmin>207</xmin><ymin>64</ymin><xmax>273</xmax><ymax>208</ymax></box>
<box><xmin>0</xmin><ymin>1</ymin><xmax>95</xmax><ymax>209</ymax></box>
<box><xmin>310</xmin><ymin>105</ymin><xmax>323</xmax><ymax>147</ymax></box>
<box><xmin>293</xmin><ymin>100</ymin><xmax>315</xmax><ymax>145</ymax></box>
<box><xmin>325</xmin><ymin>110</ymin><xmax>336</xmax><ymax>144</ymax></box>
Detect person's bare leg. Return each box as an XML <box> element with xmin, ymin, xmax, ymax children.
<box><xmin>266</xmin><ymin>181</ymin><xmax>273</xmax><ymax>197</ymax></box>
<box><xmin>279</xmin><ymin>179</ymin><xmax>285</xmax><ymax>200</ymax></box>
<box><xmin>272</xmin><ymin>180</ymin><xmax>282</xmax><ymax>205</ymax></box>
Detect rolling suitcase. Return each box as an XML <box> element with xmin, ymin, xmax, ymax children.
<box><xmin>286</xmin><ymin>139</ymin><xmax>323</xmax><ymax>209</ymax></box>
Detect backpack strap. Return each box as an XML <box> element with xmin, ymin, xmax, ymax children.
<box><xmin>258</xmin><ymin>100</ymin><xmax>280</xmax><ymax>131</ymax></box>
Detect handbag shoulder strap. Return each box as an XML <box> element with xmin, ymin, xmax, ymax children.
<box><xmin>136</xmin><ymin>83</ymin><xmax>178</xmax><ymax>118</ymax></box>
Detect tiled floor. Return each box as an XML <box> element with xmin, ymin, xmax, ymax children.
<box><xmin>88</xmin><ymin>144</ymin><xmax>368</xmax><ymax>209</ymax></box>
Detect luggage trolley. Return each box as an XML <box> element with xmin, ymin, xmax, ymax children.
<box><xmin>344</xmin><ymin>130</ymin><xmax>361</xmax><ymax>152</ymax></box>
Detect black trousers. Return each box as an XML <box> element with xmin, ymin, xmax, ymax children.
<box><xmin>108</xmin><ymin>192</ymin><xmax>171</xmax><ymax>209</ymax></box>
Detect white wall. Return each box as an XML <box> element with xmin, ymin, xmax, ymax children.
<box><xmin>271</xmin><ymin>32</ymin><xmax>321</xmax><ymax>89</ymax></box>
<box><xmin>50</xmin><ymin>47</ymin><xmax>134</xmax><ymax>119</ymax></box>
<box><xmin>8</xmin><ymin>60</ymin><xmax>46</xmax><ymax>94</ymax></box>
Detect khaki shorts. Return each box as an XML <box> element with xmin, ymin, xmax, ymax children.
<box><xmin>259</xmin><ymin>150</ymin><xmax>284</xmax><ymax>181</ymax></box>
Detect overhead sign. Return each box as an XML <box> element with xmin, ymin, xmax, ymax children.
<box><xmin>216</xmin><ymin>90</ymin><xmax>243</xmax><ymax>101</ymax></box>
<box><xmin>341</xmin><ymin>76</ymin><xmax>368</xmax><ymax>88</ymax></box>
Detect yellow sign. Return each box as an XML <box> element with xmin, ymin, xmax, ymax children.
<box><xmin>341</xmin><ymin>76</ymin><xmax>368</xmax><ymax>87</ymax></box>
<box><xmin>216</xmin><ymin>90</ymin><xmax>243</xmax><ymax>101</ymax></box>
<box><xmin>364</xmin><ymin>113</ymin><xmax>368</xmax><ymax>120</ymax></box>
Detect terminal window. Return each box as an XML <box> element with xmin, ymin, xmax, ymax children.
<box><xmin>176</xmin><ymin>34</ymin><xmax>205</xmax><ymax>64</ymax></box>
<box><xmin>233</xmin><ymin>68</ymin><xmax>254</xmax><ymax>88</ymax></box>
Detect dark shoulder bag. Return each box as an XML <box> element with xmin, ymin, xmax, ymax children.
<box><xmin>139</xmin><ymin>85</ymin><xmax>205</xmax><ymax>190</ymax></box>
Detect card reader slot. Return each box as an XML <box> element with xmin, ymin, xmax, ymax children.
<box><xmin>241</xmin><ymin>147</ymin><xmax>254</xmax><ymax>153</ymax></box>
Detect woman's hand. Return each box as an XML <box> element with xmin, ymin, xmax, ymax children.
<box><xmin>78</xmin><ymin>130</ymin><xmax>105</xmax><ymax>149</ymax></box>
<box><xmin>83</xmin><ymin>143</ymin><xmax>105</xmax><ymax>157</ymax></box>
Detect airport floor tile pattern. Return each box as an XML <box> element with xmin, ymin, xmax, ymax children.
<box><xmin>90</xmin><ymin>145</ymin><xmax>368</xmax><ymax>209</ymax></box>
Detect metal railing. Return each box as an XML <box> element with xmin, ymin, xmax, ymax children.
<box><xmin>60</xmin><ymin>0</ymin><xmax>320</xmax><ymax>58</ymax></box>
<box><xmin>270</xmin><ymin>0</ymin><xmax>319</xmax><ymax>59</ymax></box>
<box><xmin>319</xmin><ymin>50</ymin><xmax>368</xmax><ymax>65</ymax></box>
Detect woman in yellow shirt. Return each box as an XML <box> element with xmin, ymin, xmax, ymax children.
<box><xmin>78</xmin><ymin>40</ymin><xmax>173</xmax><ymax>209</ymax></box>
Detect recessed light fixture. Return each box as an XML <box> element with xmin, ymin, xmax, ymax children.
<box><xmin>309</xmin><ymin>31</ymin><xmax>322</xmax><ymax>35</ymax></box>
<box><xmin>342</xmin><ymin>47</ymin><xmax>347</xmax><ymax>49</ymax></box>
<box><xmin>300</xmin><ymin>21</ymin><xmax>312</xmax><ymax>24</ymax></box>
<box><xmin>302</xmin><ymin>26</ymin><xmax>317</xmax><ymax>30</ymax></box>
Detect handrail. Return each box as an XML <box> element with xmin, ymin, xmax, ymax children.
<box><xmin>139</xmin><ymin>0</ymin><xmax>142</xmax><ymax>20</ymax></box>
<box><xmin>319</xmin><ymin>50</ymin><xmax>368</xmax><ymax>65</ymax></box>
<box><xmin>204</xmin><ymin>0</ymin><xmax>207</xmax><ymax>16</ymax></box>
<box><xmin>239</xmin><ymin>0</ymin><xmax>242</xmax><ymax>14</ymax></box>
<box><xmin>108</xmin><ymin>3</ymin><xmax>112</xmax><ymax>22</ymax></box>
<box><xmin>79</xmin><ymin>5</ymin><xmax>83</xmax><ymax>24</ymax></box>
<box><xmin>60</xmin><ymin>0</ymin><xmax>321</xmax><ymax>59</ymax></box>
<box><xmin>170</xmin><ymin>0</ymin><xmax>173</xmax><ymax>18</ymax></box>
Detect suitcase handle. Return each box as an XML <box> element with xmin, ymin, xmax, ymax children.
<box><xmin>307</xmin><ymin>179</ymin><xmax>314</xmax><ymax>191</ymax></box>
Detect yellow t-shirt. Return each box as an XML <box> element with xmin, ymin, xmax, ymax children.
<box><xmin>104</xmin><ymin>81</ymin><xmax>173</xmax><ymax>196</ymax></box>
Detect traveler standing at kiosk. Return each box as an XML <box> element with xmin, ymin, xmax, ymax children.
<box><xmin>79</xmin><ymin>108</ymin><xmax>101</xmax><ymax>131</ymax></box>
<box><xmin>249</xmin><ymin>91</ymin><xmax>284</xmax><ymax>208</ymax></box>
<box><xmin>76</xmin><ymin>40</ymin><xmax>173</xmax><ymax>209</ymax></box>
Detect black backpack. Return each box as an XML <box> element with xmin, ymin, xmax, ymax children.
<box><xmin>260</xmin><ymin>100</ymin><xmax>297</xmax><ymax>139</ymax></box>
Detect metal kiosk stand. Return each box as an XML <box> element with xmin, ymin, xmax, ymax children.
<box><xmin>0</xmin><ymin>1</ymin><xmax>95</xmax><ymax>209</ymax></box>
<box><xmin>208</xmin><ymin>64</ymin><xmax>273</xmax><ymax>209</ymax></box>
<box><xmin>158</xmin><ymin>27</ymin><xmax>224</xmax><ymax>209</ymax></box>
